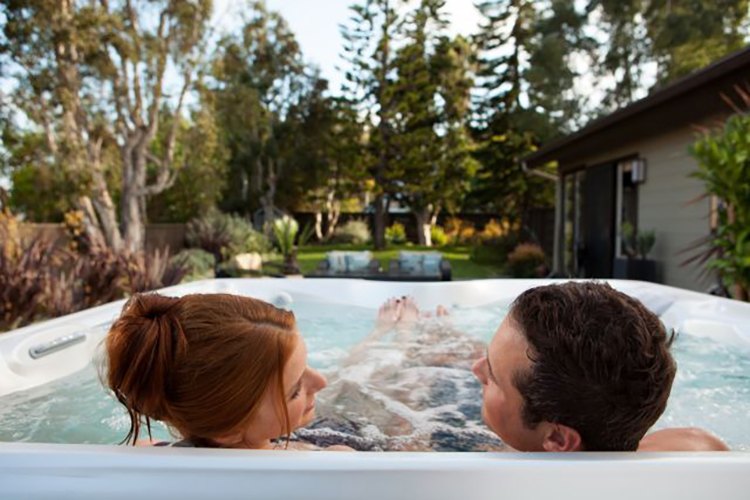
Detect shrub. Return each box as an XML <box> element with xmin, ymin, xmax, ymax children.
<box><xmin>430</xmin><ymin>225</ymin><xmax>449</xmax><ymax>247</ymax></box>
<box><xmin>690</xmin><ymin>112</ymin><xmax>750</xmax><ymax>300</ymax></box>
<box><xmin>386</xmin><ymin>222</ymin><xmax>407</xmax><ymax>244</ymax></box>
<box><xmin>228</xmin><ymin>216</ymin><xmax>272</xmax><ymax>257</ymax></box>
<box><xmin>186</xmin><ymin>209</ymin><xmax>234</xmax><ymax>262</ymax></box>
<box><xmin>477</xmin><ymin>219</ymin><xmax>514</xmax><ymax>243</ymax></box>
<box><xmin>171</xmin><ymin>248</ymin><xmax>216</xmax><ymax>282</ymax></box>
<box><xmin>187</xmin><ymin>209</ymin><xmax>270</xmax><ymax>262</ymax></box>
<box><xmin>271</xmin><ymin>215</ymin><xmax>299</xmax><ymax>258</ymax></box>
<box><xmin>507</xmin><ymin>243</ymin><xmax>547</xmax><ymax>278</ymax></box>
<box><xmin>121</xmin><ymin>248</ymin><xmax>188</xmax><ymax>294</ymax></box>
<box><xmin>0</xmin><ymin>237</ymin><xmax>55</xmax><ymax>331</ymax></box>
<box><xmin>444</xmin><ymin>217</ymin><xmax>477</xmax><ymax>245</ymax></box>
<box><xmin>332</xmin><ymin>219</ymin><xmax>371</xmax><ymax>245</ymax></box>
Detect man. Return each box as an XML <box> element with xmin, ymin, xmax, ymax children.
<box><xmin>471</xmin><ymin>281</ymin><xmax>728</xmax><ymax>451</ymax></box>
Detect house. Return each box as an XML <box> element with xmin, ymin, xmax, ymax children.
<box><xmin>524</xmin><ymin>47</ymin><xmax>750</xmax><ymax>292</ymax></box>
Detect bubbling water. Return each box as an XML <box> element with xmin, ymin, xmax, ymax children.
<box><xmin>0</xmin><ymin>298</ymin><xmax>748</xmax><ymax>451</ymax></box>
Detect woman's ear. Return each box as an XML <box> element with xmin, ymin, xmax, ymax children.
<box><xmin>541</xmin><ymin>423</ymin><xmax>583</xmax><ymax>451</ymax></box>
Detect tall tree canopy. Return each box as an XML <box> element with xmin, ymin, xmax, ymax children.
<box><xmin>1</xmin><ymin>0</ymin><xmax>213</xmax><ymax>252</ymax></box>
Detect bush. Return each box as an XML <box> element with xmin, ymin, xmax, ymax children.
<box><xmin>470</xmin><ymin>233</ymin><xmax>519</xmax><ymax>265</ymax></box>
<box><xmin>121</xmin><ymin>248</ymin><xmax>188</xmax><ymax>294</ymax></box>
<box><xmin>386</xmin><ymin>222</ymin><xmax>407</xmax><ymax>245</ymax></box>
<box><xmin>186</xmin><ymin>209</ymin><xmax>271</xmax><ymax>262</ymax></box>
<box><xmin>430</xmin><ymin>225</ymin><xmax>449</xmax><ymax>247</ymax></box>
<box><xmin>507</xmin><ymin>243</ymin><xmax>547</xmax><ymax>278</ymax></box>
<box><xmin>270</xmin><ymin>215</ymin><xmax>299</xmax><ymax>258</ymax></box>
<box><xmin>444</xmin><ymin>217</ymin><xmax>476</xmax><ymax>245</ymax></box>
<box><xmin>332</xmin><ymin>219</ymin><xmax>371</xmax><ymax>245</ymax></box>
<box><xmin>171</xmin><ymin>248</ymin><xmax>216</xmax><ymax>282</ymax></box>
<box><xmin>477</xmin><ymin>219</ymin><xmax>514</xmax><ymax>243</ymax></box>
<box><xmin>690</xmin><ymin>112</ymin><xmax>750</xmax><ymax>300</ymax></box>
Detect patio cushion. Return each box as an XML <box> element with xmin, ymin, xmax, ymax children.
<box><xmin>398</xmin><ymin>252</ymin><xmax>424</xmax><ymax>272</ymax></box>
<box><xmin>326</xmin><ymin>252</ymin><xmax>347</xmax><ymax>273</ymax></box>
<box><xmin>398</xmin><ymin>251</ymin><xmax>443</xmax><ymax>275</ymax></box>
<box><xmin>422</xmin><ymin>253</ymin><xmax>442</xmax><ymax>274</ymax></box>
<box><xmin>345</xmin><ymin>252</ymin><xmax>372</xmax><ymax>272</ymax></box>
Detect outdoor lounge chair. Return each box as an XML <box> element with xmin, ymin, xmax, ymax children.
<box><xmin>384</xmin><ymin>251</ymin><xmax>452</xmax><ymax>281</ymax></box>
<box><xmin>306</xmin><ymin>251</ymin><xmax>382</xmax><ymax>279</ymax></box>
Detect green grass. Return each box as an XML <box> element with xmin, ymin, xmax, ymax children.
<box><xmin>286</xmin><ymin>243</ymin><xmax>507</xmax><ymax>280</ymax></box>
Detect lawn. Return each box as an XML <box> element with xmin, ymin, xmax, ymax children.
<box><xmin>291</xmin><ymin>244</ymin><xmax>507</xmax><ymax>280</ymax></box>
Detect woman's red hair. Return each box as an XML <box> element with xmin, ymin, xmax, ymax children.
<box><xmin>104</xmin><ymin>293</ymin><xmax>298</xmax><ymax>446</ymax></box>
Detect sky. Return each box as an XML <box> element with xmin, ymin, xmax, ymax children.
<box><xmin>212</xmin><ymin>0</ymin><xmax>485</xmax><ymax>94</ymax></box>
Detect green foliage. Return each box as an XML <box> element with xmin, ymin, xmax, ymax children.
<box><xmin>470</xmin><ymin>233</ymin><xmax>519</xmax><ymax>265</ymax></box>
<box><xmin>593</xmin><ymin>0</ymin><xmax>749</xmax><ymax>108</ymax></box>
<box><xmin>186</xmin><ymin>209</ymin><xmax>269</xmax><ymax>263</ymax></box>
<box><xmin>690</xmin><ymin>113</ymin><xmax>750</xmax><ymax>299</ymax></box>
<box><xmin>507</xmin><ymin>243</ymin><xmax>547</xmax><ymax>278</ymax></box>
<box><xmin>386</xmin><ymin>222</ymin><xmax>407</xmax><ymax>245</ymax></box>
<box><xmin>430</xmin><ymin>225</ymin><xmax>449</xmax><ymax>247</ymax></box>
<box><xmin>332</xmin><ymin>219</ymin><xmax>372</xmax><ymax>245</ymax></box>
<box><xmin>1</xmin><ymin>0</ymin><xmax>213</xmax><ymax>250</ymax></box>
<box><xmin>170</xmin><ymin>249</ymin><xmax>216</xmax><ymax>282</ymax></box>
<box><xmin>621</xmin><ymin>222</ymin><xmax>656</xmax><ymax>259</ymax></box>
<box><xmin>271</xmin><ymin>215</ymin><xmax>300</xmax><ymax>258</ymax></box>
<box><xmin>444</xmin><ymin>217</ymin><xmax>476</xmax><ymax>245</ymax></box>
<box><xmin>148</xmin><ymin>103</ymin><xmax>229</xmax><ymax>223</ymax></box>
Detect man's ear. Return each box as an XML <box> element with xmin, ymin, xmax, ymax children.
<box><xmin>541</xmin><ymin>423</ymin><xmax>583</xmax><ymax>452</ymax></box>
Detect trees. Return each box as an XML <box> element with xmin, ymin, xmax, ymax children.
<box><xmin>590</xmin><ymin>0</ymin><xmax>750</xmax><ymax>110</ymax></box>
<box><xmin>469</xmin><ymin>0</ymin><xmax>558</xmax><ymax>226</ymax></box>
<box><xmin>147</xmin><ymin>96</ymin><xmax>229</xmax><ymax>223</ymax></box>
<box><xmin>391</xmin><ymin>1</ymin><xmax>476</xmax><ymax>245</ymax></box>
<box><xmin>340</xmin><ymin>0</ymin><xmax>401</xmax><ymax>249</ymax></box>
<box><xmin>212</xmin><ymin>1</ymin><xmax>306</xmax><ymax>223</ymax></box>
<box><xmin>1</xmin><ymin>0</ymin><xmax>212</xmax><ymax>252</ymax></box>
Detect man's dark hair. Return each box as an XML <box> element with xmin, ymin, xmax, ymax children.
<box><xmin>510</xmin><ymin>282</ymin><xmax>676</xmax><ymax>451</ymax></box>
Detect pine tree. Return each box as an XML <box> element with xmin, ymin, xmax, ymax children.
<box><xmin>340</xmin><ymin>0</ymin><xmax>401</xmax><ymax>249</ymax></box>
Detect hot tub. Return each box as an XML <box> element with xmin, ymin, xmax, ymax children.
<box><xmin>0</xmin><ymin>278</ymin><xmax>748</xmax><ymax>499</ymax></box>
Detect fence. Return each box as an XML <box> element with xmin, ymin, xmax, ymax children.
<box><xmin>20</xmin><ymin>223</ymin><xmax>188</xmax><ymax>253</ymax></box>
<box><xmin>20</xmin><ymin>208</ymin><xmax>555</xmax><ymax>261</ymax></box>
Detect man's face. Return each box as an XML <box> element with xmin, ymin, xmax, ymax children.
<box><xmin>472</xmin><ymin>315</ymin><xmax>547</xmax><ymax>451</ymax></box>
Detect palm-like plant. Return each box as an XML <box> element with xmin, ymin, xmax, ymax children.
<box><xmin>689</xmin><ymin>108</ymin><xmax>750</xmax><ymax>301</ymax></box>
<box><xmin>272</xmin><ymin>216</ymin><xmax>301</xmax><ymax>274</ymax></box>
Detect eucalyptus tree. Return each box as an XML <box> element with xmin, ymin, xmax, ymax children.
<box><xmin>1</xmin><ymin>0</ymin><xmax>213</xmax><ymax>252</ymax></box>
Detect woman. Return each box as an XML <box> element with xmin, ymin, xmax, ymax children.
<box><xmin>105</xmin><ymin>292</ymin><xmax>349</xmax><ymax>450</ymax></box>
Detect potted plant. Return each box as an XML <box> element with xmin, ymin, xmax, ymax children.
<box><xmin>613</xmin><ymin>222</ymin><xmax>658</xmax><ymax>282</ymax></box>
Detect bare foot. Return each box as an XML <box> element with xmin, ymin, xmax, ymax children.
<box><xmin>398</xmin><ymin>297</ymin><xmax>420</xmax><ymax>328</ymax></box>
<box><xmin>392</xmin><ymin>297</ymin><xmax>420</xmax><ymax>343</ymax></box>
<box><xmin>375</xmin><ymin>297</ymin><xmax>403</xmax><ymax>331</ymax></box>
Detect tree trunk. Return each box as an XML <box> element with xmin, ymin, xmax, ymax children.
<box><xmin>734</xmin><ymin>283</ymin><xmax>749</xmax><ymax>302</ymax></box>
<box><xmin>374</xmin><ymin>193</ymin><xmax>386</xmax><ymax>249</ymax></box>
<box><xmin>314</xmin><ymin>211</ymin><xmax>324</xmax><ymax>241</ymax></box>
<box><xmin>323</xmin><ymin>190</ymin><xmax>341</xmax><ymax>240</ymax></box>
<box><xmin>259</xmin><ymin>158</ymin><xmax>278</xmax><ymax>226</ymax></box>
<box><xmin>414</xmin><ymin>206</ymin><xmax>433</xmax><ymax>247</ymax></box>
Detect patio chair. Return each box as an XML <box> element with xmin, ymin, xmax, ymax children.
<box><xmin>385</xmin><ymin>251</ymin><xmax>452</xmax><ymax>281</ymax></box>
<box><xmin>306</xmin><ymin>251</ymin><xmax>382</xmax><ymax>279</ymax></box>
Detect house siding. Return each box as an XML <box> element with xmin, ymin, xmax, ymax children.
<box><xmin>560</xmin><ymin>125</ymin><xmax>714</xmax><ymax>292</ymax></box>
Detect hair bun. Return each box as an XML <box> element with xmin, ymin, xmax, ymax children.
<box><xmin>128</xmin><ymin>293</ymin><xmax>180</xmax><ymax>319</ymax></box>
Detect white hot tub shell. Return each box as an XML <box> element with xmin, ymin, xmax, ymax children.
<box><xmin>0</xmin><ymin>278</ymin><xmax>749</xmax><ymax>499</ymax></box>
